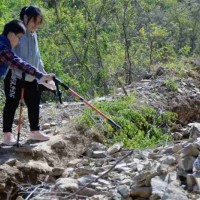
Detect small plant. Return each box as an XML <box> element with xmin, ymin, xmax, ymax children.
<box><xmin>162</xmin><ymin>78</ymin><xmax>179</xmax><ymax>91</ymax></box>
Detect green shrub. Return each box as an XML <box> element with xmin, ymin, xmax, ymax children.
<box><xmin>79</xmin><ymin>95</ymin><xmax>176</xmax><ymax>149</ymax></box>
<box><xmin>162</xmin><ymin>78</ymin><xmax>179</xmax><ymax>91</ymax></box>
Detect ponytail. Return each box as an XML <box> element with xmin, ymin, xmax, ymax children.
<box><xmin>19</xmin><ymin>6</ymin><xmax>43</xmax><ymax>24</ymax></box>
<box><xmin>20</xmin><ymin>6</ymin><xmax>28</xmax><ymax>20</ymax></box>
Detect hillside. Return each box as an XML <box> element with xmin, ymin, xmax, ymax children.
<box><xmin>1</xmin><ymin>64</ymin><xmax>200</xmax><ymax>199</ymax></box>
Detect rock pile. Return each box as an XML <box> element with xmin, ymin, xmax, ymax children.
<box><xmin>5</xmin><ymin>123</ymin><xmax>200</xmax><ymax>199</ymax></box>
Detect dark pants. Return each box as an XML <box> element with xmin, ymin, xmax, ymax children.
<box><xmin>3</xmin><ymin>70</ymin><xmax>41</xmax><ymax>132</ymax></box>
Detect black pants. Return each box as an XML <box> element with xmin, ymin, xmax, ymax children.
<box><xmin>3</xmin><ymin>70</ymin><xmax>41</xmax><ymax>132</ymax></box>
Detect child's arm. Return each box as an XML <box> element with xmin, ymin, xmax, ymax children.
<box><xmin>0</xmin><ymin>49</ymin><xmax>43</xmax><ymax>79</ymax></box>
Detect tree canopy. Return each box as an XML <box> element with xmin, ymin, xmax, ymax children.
<box><xmin>0</xmin><ymin>0</ymin><xmax>200</xmax><ymax>97</ymax></box>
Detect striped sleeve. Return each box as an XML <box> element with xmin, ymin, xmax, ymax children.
<box><xmin>0</xmin><ymin>49</ymin><xmax>43</xmax><ymax>79</ymax></box>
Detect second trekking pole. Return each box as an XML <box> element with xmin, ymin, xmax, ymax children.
<box><xmin>16</xmin><ymin>73</ymin><xmax>25</xmax><ymax>147</ymax></box>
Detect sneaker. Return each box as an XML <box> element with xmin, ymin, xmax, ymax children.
<box><xmin>28</xmin><ymin>131</ymin><xmax>50</xmax><ymax>141</ymax></box>
<box><xmin>2</xmin><ymin>132</ymin><xmax>17</xmax><ymax>145</ymax></box>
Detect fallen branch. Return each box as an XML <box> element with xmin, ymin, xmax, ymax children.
<box><xmin>65</xmin><ymin>150</ymin><xmax>134</xmax><ymax>199</ymax></box>
<box><xmin>25</xmin><ymin>184</ymin><xmax>42</xmax><ymax>200</ymax></box>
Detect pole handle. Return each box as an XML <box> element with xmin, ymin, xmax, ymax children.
<box><xmin>53</xmin><ymin>77</ymin><xmax>63</xmax><ymax>104</ymax></box>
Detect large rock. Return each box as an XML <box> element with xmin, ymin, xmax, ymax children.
<box><xmin>151</xmin><ymin>175</ymin><xmax>167</xmax><ymax>198</ymax></box>
<box><xmin>19</xmin><ymin>160</ymin><xmax>52</xmax><ymax>173</ymax></box>
<box><xmin>188</xmin><ymin>123</ymin><xmax>200</xmax><ymax>139</ymax></box>
<box><xmin>182</xmin><ymin>143</ymin><xmax>199</xmax><ymax>157</ymax></box>
<box><xmin>55</xmin><ymin>177</ymin><xmax>79</xmax><ymax>192</ymax></box>
<box><xmin>178</xmin><ymin>156</ymin><xmax>196</xmax><ymax>171</ymax></box>
<box><xmin>161</xmin><ymin>181</ymin><xmax>188</xmax><ymax>200</ymax></box>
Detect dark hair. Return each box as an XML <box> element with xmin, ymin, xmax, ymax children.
<box><xmin>20</xmin><ymin>6</ymin><xmax>43</xmax><ymax>24</ymax></box>
<box><xmin>2</xmin><ymin>20</ymin><xmax>26</xmax><ymax>36</ymax></box>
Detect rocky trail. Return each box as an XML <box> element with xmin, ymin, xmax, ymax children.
<box><xmin>1</xmin><ymin>64</ymin><xmax>200</xmax><ymax>199</ymax></box>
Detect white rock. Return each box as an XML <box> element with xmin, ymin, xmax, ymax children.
<box><xmin>107</xmin><ymin>142</ymin><xmax>123</xmax><ymax>155</ymax></box>
<box><xmin>55</xmin><ymin>177</ymin><xmax>78</xmax><ymax>192</ymax></box>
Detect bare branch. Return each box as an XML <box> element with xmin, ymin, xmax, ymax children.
<box><xmin>65</xmin><ymin>150</ymin><xmax>134</xmax><ymax>199</ymax></box>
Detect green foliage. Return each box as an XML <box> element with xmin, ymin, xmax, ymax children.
<box><xmin>162</xmin><ymin>78</ymin><xmax>179</xmax><ymax>91</ymax></box>
<box><xmin>80</xmin><ymin>95</ymin><xmax>176</xmax><ymax>149</ymax></box>
<box><xmin>179</xmin><ymin>45</ymin><xmax>191</xmax><ymax>56</ymax></box>
<box><xmin>0</xmin><ymin>0</ymin><xmax>200</xmax><ymax>97</ymax></box>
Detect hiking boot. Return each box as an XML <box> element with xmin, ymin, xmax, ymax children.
<box><xmin>2</xmin><ymin>132</ymin><xmax>17</xmax><ymax>145</ymax></box>
<box><xmin>28</xmin><ymin>131</ymin><xmax>50</xmax><ymax>141</ymax></box>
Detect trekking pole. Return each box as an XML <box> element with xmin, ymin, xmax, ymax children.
<box><xmin>16</xmin><ymin>73</ymin><xmax>25</xmax><ymax>147</ymax></box>
<box><xmin>53</xmin><ymin>77</ymin><xmax>121</xmax><ymax>130</ymax></box>
<box><xmin>54</xmin><ymin>77</ymin><xmax>62</xmax><ymax>104</ymax></box>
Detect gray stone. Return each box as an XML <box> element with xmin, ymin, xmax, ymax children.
<box><xmin>51</xmin><ymin>167</ymin><xmax>65</xmax><ymax>176</ymax></box>
<box><xmin>121</xmin><ymin>178</ymin><xmax>132</xmax><ymax>185</ymax></box>
<box><xmin>115</xmin><ymin>165</ymin><xmax>131</xmax><ymax>173</ymax></box>
<box><xmin>117</xmin><ymin>185</ymin><xmax>130</xmax><ymax>198</ymax></box>
<box><xmin>137</xmin><ymin>163</ymin><xmax>145</xmax><ymax>171</ymax></box>
<box><xmin>186</xmin><ymin>174</ymin><xmax>195</xmax><ymax>191</ymax></box>
<box><xmin>148</xmin><ymin>153</ymin><xmax>162</xmax><ymax>159</ymax></box>
<box><xmin>51</xmin><ymin>139</ymin><xmax>66</xmax><ymax>149</ymax></box>
<box><xmin>98</xmin><ymin>179</ymin><xmax>110</xmax><ymax>185</ymax></box>
<box><xmin>161</xmin><ymin>146</ymin><xmax>173</xmax><ymax>154</ymax></box>
<box><xmin>178</xmin><ymin>156</ymin><xmax>196</xmax><ymax>171</ymax></box>
<box><xmin>182</xmin><ymin>143</ymin><xmax>199</xmax><ymax>157</ymax></box>
<box><xmin>61</xmin><ymin>167</ymin><xmax>75</xmax><ymax>178</ymax></box>
<box><xmin>193</xmin><ymin>154</ymin><xmax>200</xmax><ymax>172</ymax></box>
<box><xmin>42</xmin><ymin>123</ymin><xmax>51</xmax><ymax>130</ymax></box>
<box><xmin>151</xmin><ymin>175</ymin><xmax>167</xmax><ymax>198</ymax></box>
<box><xmin>165</xmin><ymin>172</ymin><xmax>178</xmax><ymax>183</ymax></box>
<box><xmin>67</xmin><ymin>159</ymin><xmax>82</xmax><ymax>167</ymax></box>
<box><xmin>77</xmin><ymin>187</ymin><xmax>99</xmax><ymax>197</ymax></box>
<box><xmin>90</xmin><ymin>195</ymin><xmax>110</xmax><ymax>200</ymax></box>
<box><xmin>75</xmin><ymin>167</ymin><xmax>96</xmax><ymax>176</ymax></box>
<box><xmin>50</xmin><ymin>122</ymin><xmax>57</xmax><ymax>126</ymax></box>
<box><xmin>159</xmin><ymin>155</ymin><xmax>177</xmax><ymax>165</ymax></box>
<box><xmin>157</xmin><ymin>164</ymin><xmax>170</xmax><ymax>175</ymax></box>
<box><xmin>16</xmin><ymin>196</ymin><xmax>25</xmax><ymax>200</ymax></box>
<box><xmin>5</xmin><ymin>159</ymin><xmax>17</xmax><ymax>166</ymax></box>
<box><xmin>78</xmin><ymin>174</ymin><xmax>97</xmax><ymax>186</ymax></box>
<box><xmin>55</xmin><ymin>177</ymin><xmax>78</xmax><ymax>192</ymax></box>
<box><xmin>91</xmin><ymin>142</ymin><xmax>107</xmax><ymax>151</ymax></box>
<box><xmin>145</xmin><ymin>172</ymin><xmax>159</xmax><ymax>186</ymax></box>
<box><xmin>161</xmin><ymin>181</ymin><xmax>188</xmax><ymax>200</ymax></box>
<box><xmin>193</xmin><ymin>172</ymin><xmax>200</xmax><ymax>191</ymax></box>
<box><xmin>188</xmin><ymin>123</ymin><xmax>200</xmax><ymax>139</ymax></box>
<box><xmin>172</xmin><ymin>144</ymin><xmax>182</xmax><ymax>153</ymax></box>
<box><xmin>107</xmin><ymin>142</ymin><xmax>123</xmax><ymax>155</ymax></box>
<box><xmin>171</xmin><ymin>132</ymin><xmax>183</xmax><ymax>140</ymax></box>
<box><xmin>111</xmin><ymin>191</ymin><xmax>123</xmax><ymax>200</ymax></box>
<box><xmin>19</xmin><ymin>160</ymin><xmax>52</xmax><ymax>173</ymax></box>
<box><xmin>92</xmin><ymin>151</ymin><xmax>107</xmax><ymax>158</ymax></box>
